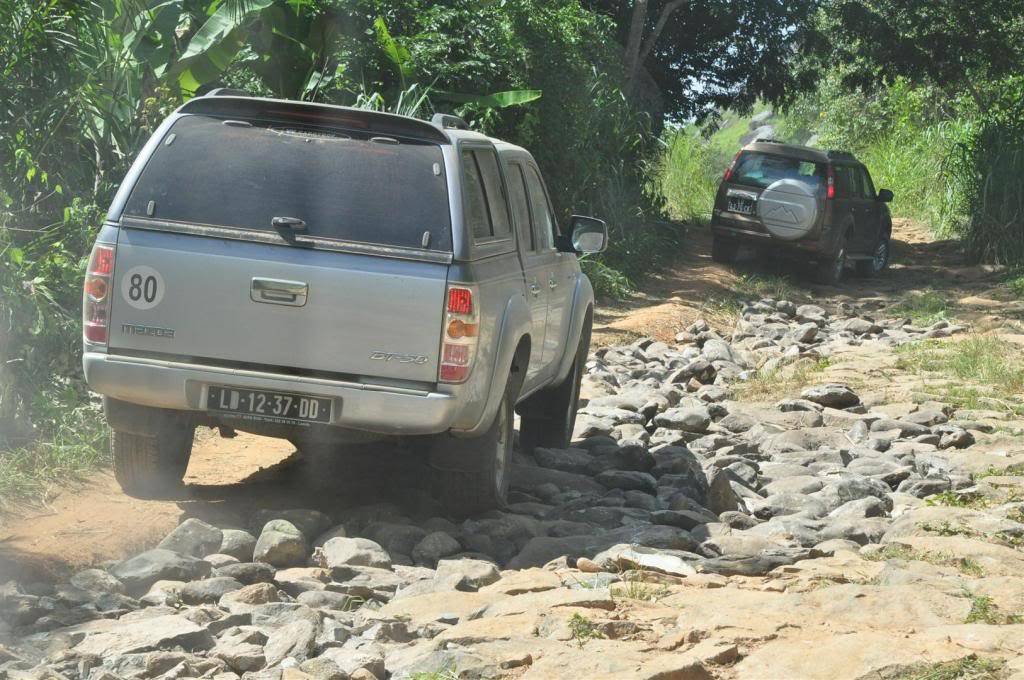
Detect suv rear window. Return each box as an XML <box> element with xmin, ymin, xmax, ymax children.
<box><xmin>731</xmin><ymin>152</ymin><xmax>826</xmax><ymax>189</ymax></box>
<box><xmin>124</xmin><ymin>115</ymin><xmax>452</xmax><ymax>251</ymax></box>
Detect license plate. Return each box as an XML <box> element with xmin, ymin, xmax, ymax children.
<box><xmin>207</xmin><ymin>385</ymin><xmax>332</xmax><ymax>424</ymax></box>
<box><xmin>728</xmin><ymin>196</ymin><xmax>755</xmax><ymax>215</ymax></box>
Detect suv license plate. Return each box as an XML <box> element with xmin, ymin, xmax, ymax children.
<box><xmin>207</xmin><ymin>386</ymin><xmax>331</xmax><ymax>424</ymax></box>
<box><xmin>728</xmin><ymin>197</ymin><xmax>755</xmax><ymax>215</ymax></box>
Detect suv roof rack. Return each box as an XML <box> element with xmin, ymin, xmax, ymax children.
<box><xmin>432</xmin><ymin>113</ymin><xmax>469</xmax><ymax>131</ymax></box>
<box><xmin>754</xmin><ymin>137</ymin><xmax>785</xmax><ymax>144</ymax></box>
<box><xmin>203</xmin><ymin>88</ymin><xmax>251</xmax><ymax>97</ymax></box>
<box><xmin>826</xmin><ymin>150</ymin><xmax>857</xmax><ymax>160</ymax></box>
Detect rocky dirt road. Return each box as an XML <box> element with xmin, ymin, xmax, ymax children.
<box><xmin>2</xmin><ymin>221</ymin><xmax>1024</xmax><ymax>679</ymax></box>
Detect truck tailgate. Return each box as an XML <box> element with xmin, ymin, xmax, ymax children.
<box><xmin>108</xmin><ymin>227</ymin><xmax>447</xmax><ymax>384</ymax></box>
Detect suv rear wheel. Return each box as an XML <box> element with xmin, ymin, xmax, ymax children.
<box><xmin>816</xmin><ymin>236</ymin><xmax>848</xmax><ymax>285</ymax></box>
<box><xmin>429</xmin><ymin>383</ymin><xmax>514</xmax><ymax>517</ymax></box>
<box><xmin>518</xmin><ymin>317</ymin><xmax>591</xmax><ymax>454</ymax></box>
<box><xmin>711</xmin><ymin>236</ymin><xmax>738</xmax><ymax>264</ymax></box>
<box><xmin>856</xmin><ymin>233</ymin><xmax>891</xmax><ymax>276</ymax></box>
<box><xmin>112</xmin><ymin>425</ymin><xmax>194</xmax><ymax>498</ymax></box>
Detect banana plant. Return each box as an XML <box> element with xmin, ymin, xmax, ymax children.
<box><xmin>172</xmin><ymin>0</ymin><xmax>275</xmax><ymax>93</ymax></box>
<box><xmin>372</xmin><ymin>17</ymin><xmax>542</xmax><ymax>119</ymax></box>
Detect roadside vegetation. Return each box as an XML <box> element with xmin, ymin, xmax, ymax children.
<box><xmin>892</xmin><ymin>656</ymin><xmax>1007</xmax><ymax>680</ymax></box>
<box><xmin>890</xmin><ymin>291</ymin><xmax>950</xmax><ymax>326</ymax></box>
<box><xmin>896</xmin><ymin>336</ymin><xmax>1024</xmax><ymax>415</ymax></box>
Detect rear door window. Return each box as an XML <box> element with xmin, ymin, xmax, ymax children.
<box><xmin>732</xmin><ymin>152</ymin><xmax>825</xmax><ymax>189</ymax></box>
<box><xmin>506</xmin><ymin>163</ymin><xmax>536</xmax><ymax>251</ymax></box>
<box><xmin>857</xmin><ymin>167</ymin><xmax>876</xmax><ymax>198</ymax></box>
<box><xmin>461</xmin><ymin>151</ymin><xmax>492</xmax><ymax>240</ymax></box>
<box><xmin>833</xmin><ymin>165</ymin><xmax>857</xmax><ymax>198</ymax></box>
<box><xmin>124</xmin><ymin>114</ymin><xmax>452</xmax><ymax>250</ymax></box>
<box><xmin>524</xmin><ymin>166</ymin><xmax>556</xmax><ymax>250</ymax></box>
<box><xmin>474</xmin><ymin>150</ymin><xmax>511</xmax><ymax>238</ymax></box>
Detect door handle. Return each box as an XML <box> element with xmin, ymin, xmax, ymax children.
<box><xmin>251</xmin><ymin>278</ymin><xmax>308</xmax><ymax>306</ymax></box>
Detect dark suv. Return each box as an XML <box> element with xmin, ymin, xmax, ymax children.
<box><xmin>710</xmin><ymin>140</ymin><xmax>894</xmax><ymax>284</ymax></box>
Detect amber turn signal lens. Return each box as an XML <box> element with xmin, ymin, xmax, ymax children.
<box><xmin>84</xmin><ymin>277</ymin><xmax>108</xmax><ymax>301</ymax></box>
<box><xmin>447</xmin><ymin>319</ymin><xmax>478</xmax><ymax>339</ymax></box>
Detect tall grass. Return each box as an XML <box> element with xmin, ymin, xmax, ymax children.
<box><xmin>949</xmin><ymin>124</ymin><xmax>1024</xmax><ymax>264</ymax></box>
<box><xmin>659</xmin><ymin>130</ymin><xmax>719</xmax><ymax>224</ymax></box>
<box><xmin>857</xmin><ymin>121</ymin><xmax>970</xmax><ymax>236</ymax></box>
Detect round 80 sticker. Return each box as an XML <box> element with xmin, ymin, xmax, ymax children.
<box><xmin>121</xmin><ymin>265</ymin><xmax>165</xmax><ymax>310</ymax></box>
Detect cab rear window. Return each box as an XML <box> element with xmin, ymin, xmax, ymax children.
<box><xmin>123</xmin><ymin>115</ymin><xmax>452</xmax><ymax>251</ymax></box>
<box><xmin>731</xmin><ymin>152</ymin><xmax>825</xmax><ymax>189</ymax></box>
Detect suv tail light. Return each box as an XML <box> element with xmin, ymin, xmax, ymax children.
<box><xmin>826</xmin><ymin>166</ymin><xmax>836</xmax><ymax>200</ymax></box>
<box><xmin>83</xmin><ymin>243</ymin><xmax>115</xmax><ymax>345</ymax></box>
<box><xmin>723</xmin><ymin>150</ymin><xmax>742</xmax><ymax>182</ymax></box>
<box><xmin>439</xmin><ymin>284</ymin><xmax>479</xmax><ymax>383</ymax></box>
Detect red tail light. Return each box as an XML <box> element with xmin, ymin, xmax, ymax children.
<box><xmin>723</xmin><ymin>150</ymin><xmax>742</xmax><ymax>182</ymax></box>
<box><xmin>83</xmin><ymin>243</ymin><xmax>115</xmax><ymax>345</ymax></box>
<box><xmin>826</xmin><ymin>166</ymin><xmax>836</xmax><ymax>200</ymax></box>
<box><xmin>447</xmin><ymin>287</ymin><xmax>473</xmax><ymax>315</ymax></box>
<box><xmin>440</xmin><ymin>284</ymin><xmax>479</xmax><ymax>384</ymax></box>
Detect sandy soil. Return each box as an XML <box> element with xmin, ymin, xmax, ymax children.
<box><xmin>1</xmin><ymin>219</ymin><xmax>1021</xmax><ymax>582</ymax></box>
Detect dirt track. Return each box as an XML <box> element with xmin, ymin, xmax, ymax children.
<box><xmin>1</xmin><ymin>219</ymin><xmax>1021</xmax><ymax>582</ymax></box>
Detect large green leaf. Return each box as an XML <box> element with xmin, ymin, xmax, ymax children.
<box><xmin>180</xmin><ymin>0</ymin><xmax>274</xmax><ymax>61</ymax></box>
<box><xmin>373</xmin><ymin>17</ymin><xmax>411</xmax><ymax>82</ymax></box>
<box><xmin>172</xmin><ymin>0</ymin><xmax>274</xmax><ymax>91</ymax></box>
<box><xmin>436</xmin><ymin>89</ymin><xmax>543</xmax><ymax>109</ymax></box>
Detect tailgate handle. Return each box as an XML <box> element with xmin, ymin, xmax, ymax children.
<box><xmin>251</xmin><ymin>278</ymin><xmax>308</xmax><ymax>306</ymax></box>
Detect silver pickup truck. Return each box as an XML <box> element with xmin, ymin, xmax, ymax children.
<box><xmin>81</xmin><ymin>93</ymin><xmax>607</xmax><ymax>515</ymax></box>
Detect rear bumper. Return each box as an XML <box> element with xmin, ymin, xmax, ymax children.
<box><xmin>83</xmin><ymin>352</ymin><xmax>459</xmax><ymax>435</ymax></box>
<box><xmin>711</xmin><ymin>213</ymin><xmax>834</xmax><ymax>257</ymax></box>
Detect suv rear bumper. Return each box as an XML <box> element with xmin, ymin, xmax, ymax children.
<box><xmin>83</xmin><ymin>352</ymin><xmax>458</xmax><ymax>435</ymax></box>
<box><xmin>711</xmin><ymin>213</ymin><xmax>836</xmax><ymax>257</ymax></box>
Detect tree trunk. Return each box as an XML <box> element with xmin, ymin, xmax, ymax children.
<box><xmin>623</xmin><ymin>0</ymin><xmax>687</xmax><ymax>96</ymax></box>
<box><xmin>623</xmin><ymin>0</ymin><xmax>649</xmax><ymax>96</ymax></box>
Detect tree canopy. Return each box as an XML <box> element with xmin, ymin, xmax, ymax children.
<box><xmin>583</xmin><ymin>0</ymin><xmax>821</xmax><ymax>120</ymax></box>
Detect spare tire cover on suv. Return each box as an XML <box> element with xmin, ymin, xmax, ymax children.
<box><xmin>757</xmin><ymin>178</ymin><xmax>819</xmax><ymax>241</ymax></box>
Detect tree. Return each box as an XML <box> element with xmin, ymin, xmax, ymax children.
<box><xmin>806</xmin><ymin>0</ymin><xmax>1024</xmax><ymax>109</ymax></box>
<box><xmin>584</xmin><ymin>0</ymin><xmax>822</xmax><ymax>120</ymax></box>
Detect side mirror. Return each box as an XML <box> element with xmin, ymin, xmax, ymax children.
<box><xmin>877</xmin><ymin>189</ymin><xmax>894</xmax><ymax>203</ymax></box>
<box><xmin>569</xmin><ymin>215</ymin><xmax>608</xmax><ymax>254</ymax></box>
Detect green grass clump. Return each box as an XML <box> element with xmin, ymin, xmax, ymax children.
<box><xmin>890</xmin><ymin>290</ymin><xmax>950</xmax><ymax>325</ymax></box>
<box><xmin>964</xmin><ymin>592</ymin><xmax>1024</xmax><ymax>625</ymax></box>
<box><xmin>0</xmin><ymin>402</ymin><xmax>109</xmax><ymax>510</ymax></box>
<box><xmin>896</xmin><ymin>336</ymin><xmax>1024</xmax><ymax>413</ymax></box>
<box><xmin>567</xmin><ymin>613</ymin><xmax>604</xmax><ymax>648</ymax></box>
<box><xmin>733</xmin><ymin>273</ymin><xmax>799</xmax><ymax>302</ymax></box>
<box><xmin>734</xmin><ymin>358</ymin><xmax>832</xmax><ymax>401</ymax></box>
<box><xmin>892</xmin><ymin>655</ymin><xmax>1007</xmax><ymax>680</ymax></box>
<box><xmin>927</xmin><ymin>491</ymin><xmax>993</xmax><ymax>511</ymax></box>
<box><xmin>864</xmin><ymin>544</ymin><xmax>984</xmax><ymax>577</ymax></box>
<box><xmin>410</xmin><ymin>666</ymin><xmax>458</xmax><ymax>680</ymax></box>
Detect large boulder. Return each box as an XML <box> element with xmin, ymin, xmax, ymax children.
<box><xmin>157</xmin><ymin>518</ymin><xmax>223</xmax><ymax>558</ymax></box>
<box><xmin>800</xmin><ymin>384</ymin><xmax>860</xmax><ymax>409</ymax></box>
<box><xmin>316</xmin><ymin>537</ymin><xmax>392</xmax><ymax>569</ymax></box>
<box><xmin>110</xmin><ymin>549</ymin><xmax>211</xmax><ymax>595</ymax></box>
<box><xmin>253</xmin><ymin>519</ymin><xmax>308</xmax><ymax>568</ymax></box>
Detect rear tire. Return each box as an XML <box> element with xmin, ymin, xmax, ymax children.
<box><xmin>429</xmin><ymin>385</ymin><xmax>514</xmax><ymax>517</ymax></box>
<box><xmin>815</xmin><ymin>239</ymin><xmax>847</xmax><ymax>285</ymax></box>
<box><xmin>855</xmin><ymin>234</ymin><xmax>891</xmax><ymax>276</ymax></box>
<box><xmin>518</xmin><ymin>316</ymin><xmax>591</xmax><ymax>454</ymax></box>
<box><xmin>711</xmin><ymin>236</ymin><xmax>738</xmax><ymax>264</ymax></box>
<box><xmin>112</xmin><ymin>425</ymin><xmax>194</xmax><ymax>498</ymax></box>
